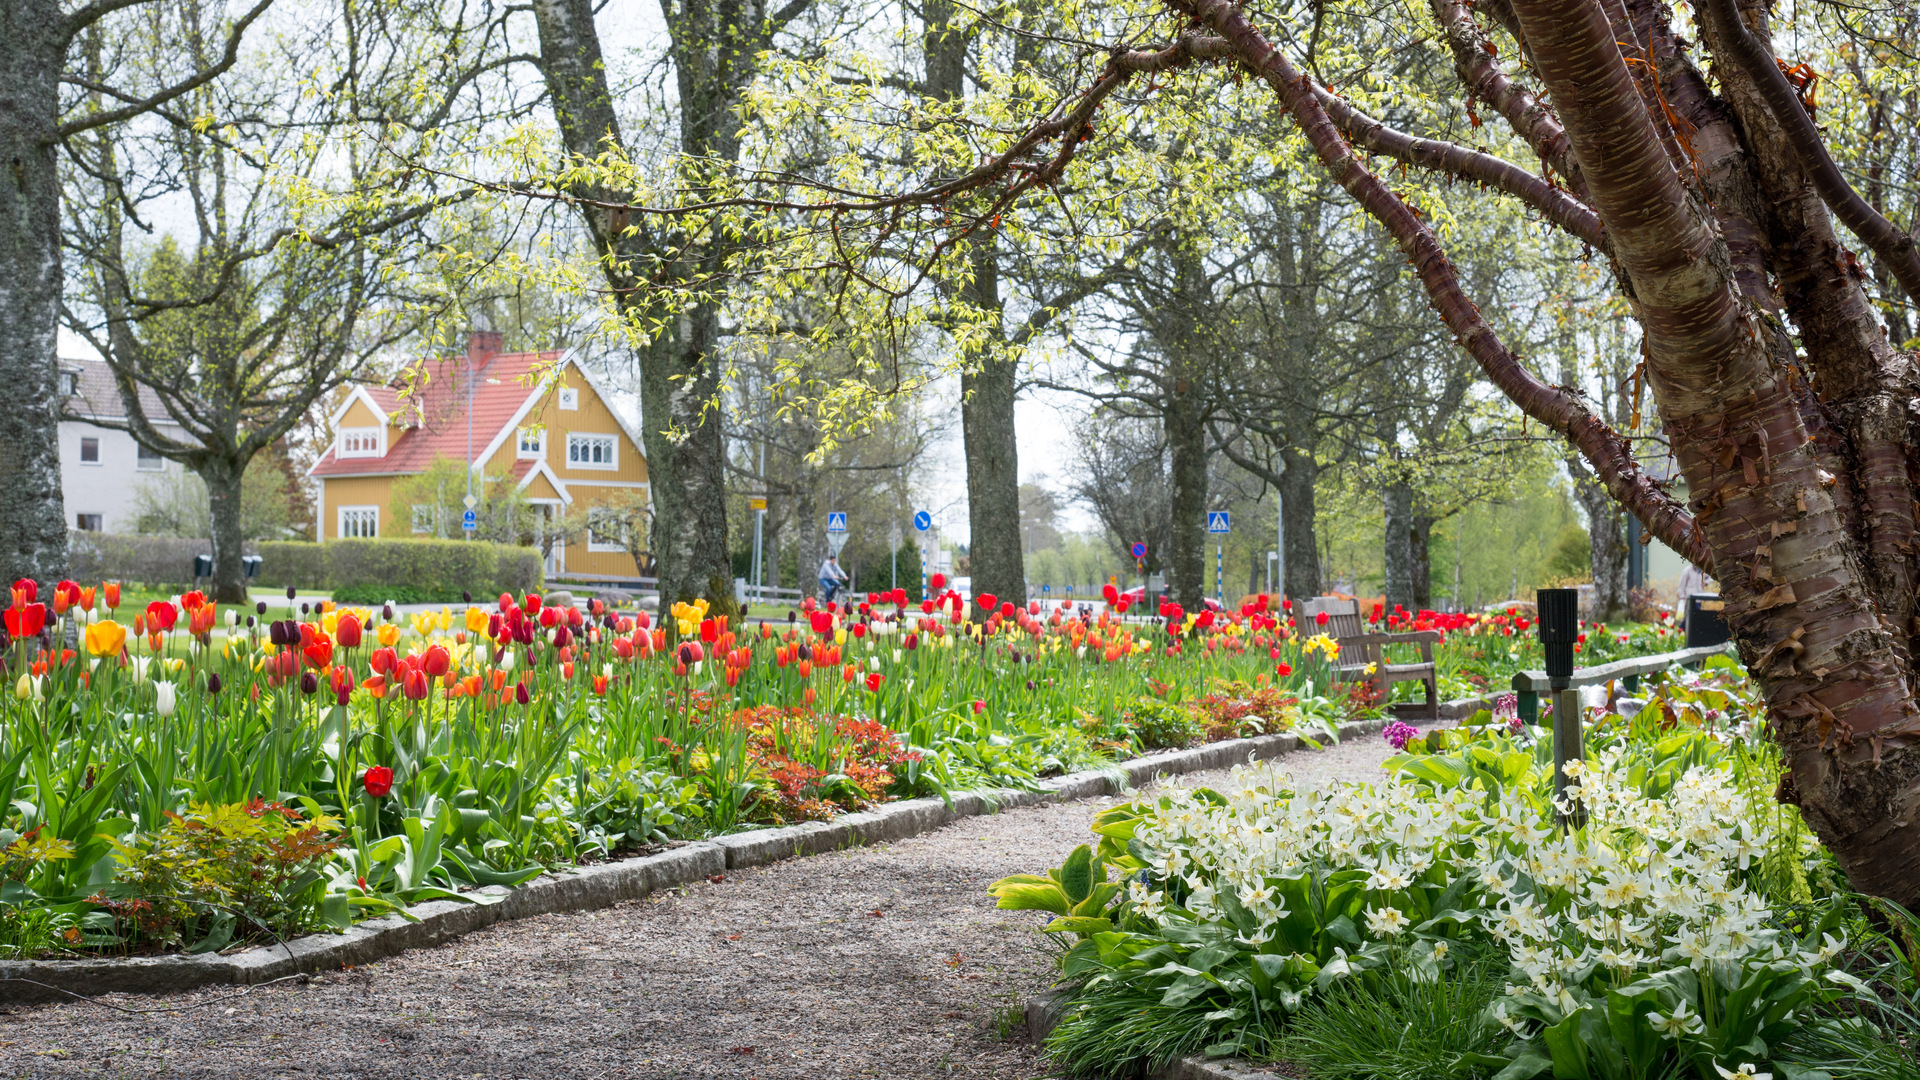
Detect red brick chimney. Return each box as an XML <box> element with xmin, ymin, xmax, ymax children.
<box><xmin>466</xmin><ymin>330</ymin><xmax>503</xmax><ymax>371</ymax></box>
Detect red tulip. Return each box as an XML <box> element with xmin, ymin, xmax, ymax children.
<box><xmin>524</xmin><ymin>593</ymin><xmax>542</xmax><ymax>616</ymax></box>
<box><xmin>1275</xmin><ymin>662</ymin><xmax>1294</xmax><ymax>678</ymax></box>
<box><xmin>362</xmin><ymin>766</ymin><xmax>394</xmax><ymax>798</ymax></box>
<box><xmin>180</xmin><ymin>590</ymin><xmax>207</xmax><ymax>612</ymax></box>
<box><xmin>370</xmin><ymin>647</ymin><xmax>398</xmax><ymax>675</ymax></box>
<box><xmin>10</xmin><ymin>578</ymin><xmax>35</xmax><ymax>603</ymax></box>
<box><xmin>145</xmin><ymin>600</ymin><xmax>178</xmax><ymax>632</ymax></box>
<box><xmin>700</xmin><ymin>618</ymin><xmax>718</xmax><ymax>643</ymax></box>
<box><xmin>977</xmin><ymin>593</ymin><xmax>998</xmax><ymax>612</ymax></box>
<box><xmin>930</xmin><ymin>573</ymin><xmax>947</xmax><ymax>591</ymax></box>
<box><xmin>302</xmin><ymin>632</ymin><xmax>334</xmax><ymax>671</ymax></box>
<box><xmin>3</xmin><ymin>603</ymin><xmax>45</xmax><ymax>639</ymax></box>
<box><xmin>865</xmin><ymin>672</ymin><xmax>884</xmax><ymax>692</ymax></box>
<box><xmin>422</xmin><ymin>644</ymin><xmax>451</xmax><ymax>677</ymax></box>
<box><xmin>611</xmin><ymin>636</ymin><xmax>636</xmax><ymax>660</ymax></box>
<box><xmin>999</xmin><ymin>602</ymin><xmax>1015</xmax><ymax>619</ymax></box>
<box><xmin>402</xmin><ymin>669</ymin><xmax>430</xmax><ymax>700</ymax></box>
<box><xmin>104</xmin><ymin>581</ymin><xmax>121</xmax><ymax>609</ymax></box>
<box><xmin>970</xmin><ymin>699</ymin><xmax>986</xmax><ymax>714</ymax></box>
<box><xmin>1315</xmin><ymin>611</ymin><xmax>1330</xmax><ymax>627</ymax></box>
<box><xmin>336</xmin><ymin>612</ymin><xmax>363</xmax><ymax>649</ymax></box>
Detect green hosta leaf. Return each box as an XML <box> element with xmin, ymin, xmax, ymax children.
<box><xmin>990</xmin><ymin>882</ymin><xmax>1071</xmax><ymax>914</ymax></box>
<box><xmin>1044</xmin><ymin>916</ymin><xmax>1114</xmax><ymax>935</ymax></box>
<box><xmin>1059</xmin><ymin>844</ymin><xmax>1097</xmax><ymax>905</ymax></box>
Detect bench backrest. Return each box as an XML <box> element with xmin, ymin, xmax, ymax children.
<box><xmin>1302</xmin><ymin>596</ymin><xmax>1366</xmax><ymax>647</ymax></box>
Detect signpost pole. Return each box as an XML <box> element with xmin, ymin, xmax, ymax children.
<box><xmin>1216</xmin><ymin>544</ymin><xmax>1223</xmax><ymax>607</ymax></box>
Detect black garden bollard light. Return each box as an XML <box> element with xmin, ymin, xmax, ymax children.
<box><xmin>1536</xmin><ymin>588</ymin><xmax>1586</xmax><ymax>827</ymax></box>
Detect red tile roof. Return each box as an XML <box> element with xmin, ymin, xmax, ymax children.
<box><xmin>309</xmin><ymin>349</ymin><xmax>562</xmax><ymax>478</ymax></box>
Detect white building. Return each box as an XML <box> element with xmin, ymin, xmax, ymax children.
<box><xmin>58</xmin><ymin>357</ymin><xmax>190</xmax><ymax>534</ymax></box>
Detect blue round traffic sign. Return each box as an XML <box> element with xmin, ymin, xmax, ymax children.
<box><xmin>913</xmin><ymin>510</ymin><xmax>932</xmax><ymax>532</ymax></box>
<box><xmin>462</xmin><ymin>509</ymin><xmax>478</xmax><ymax>530</ymax></box>
<box><xmin>1130</xmin><ymin>542</ymin><xmax>1147</xmax><ymax>559</ymax></box>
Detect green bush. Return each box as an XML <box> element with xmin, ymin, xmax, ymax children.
<box><xmin>254</xmin><ymin>541</ymin><xmax>326</xmax><ymax>591</ymax></box>
<box><xmin>66</xmin><ymin>531</ymin><xmax>241</xmax><ymax>589</ymax></box>
<box><xmin>253</xmin><ymin>539</ymin><xmax>542</xmax><ymax>600</ymax></box>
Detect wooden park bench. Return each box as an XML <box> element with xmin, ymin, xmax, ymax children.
<box><xmin>1301</xmin><ymin>596</ymin><xmax>1439</xmax><ymax>722</ymax></box>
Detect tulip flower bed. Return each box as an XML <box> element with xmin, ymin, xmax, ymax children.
<box><xmin>0</xmin><ymin>577</ymin><xmax>1687</xmax><ymax>961</ymax></box>
<box><xmin>997</xmin><ymin>660</ymin><xmax>1920</xmax><ymax>1080</ymax></box>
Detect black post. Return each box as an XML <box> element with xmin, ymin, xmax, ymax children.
<box><xmin>1537</xmin><ymin>588</ymin><xmax>1584</xmax><ymax>828</ymax></box>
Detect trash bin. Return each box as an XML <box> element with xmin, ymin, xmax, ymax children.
<box><xmin>1684</xmin><ymin>594</ymin><xmax>1729</xmax><ymax>648</ymax></box>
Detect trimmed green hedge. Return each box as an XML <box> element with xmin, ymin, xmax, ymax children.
<box><xmin>256</xmin><ymin>540</ymin><xmax>543</xmax><ymax>601</ymax></box>
<box><xmin>69</xmin><ymin>535</ymin><xmax>542</xmax><ymax>601</ymax></box>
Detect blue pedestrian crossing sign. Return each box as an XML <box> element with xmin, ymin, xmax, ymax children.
<box><xmin>462</xmin><ymin>509</ymin><xmax>478</xmax><ymax>531</ymax></box>
<box><xmin>826</xmin><ymin>511</ymin><xmax>848</xmax><ymax>533</ymax></box>
<box><xmin>913</xmin><ymin>510</ymin><xmax>932</xmax><ymax>531</ymax></box>
<box><xmin>1207</xmin><ymin>511</ymin><xmax>1231</xmax><ymax>534</ymax></box>
<box><xmin>1130</xmin><ymin>542</ymin><xmax>1147</xmax><ymax>559</ymax></box>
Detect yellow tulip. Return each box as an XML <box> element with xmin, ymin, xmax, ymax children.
<box><xmin>322</xmin><ymin>610</ymin><xmax>339</xmax><ymax>636</ymax></box>
<box><xmin>834</xmin><ymin>628</ymin><xmax>847</xmax><ymax>646</ymax></box>
<box><xmin>465</xmin><ymin>606</ymin><xmax>489</xmax><ymax>633</ymax></box>
<box><xmin>410</xmin><ymin>612</ymin><xmax>435</xmax><ymax>637</ymax></box>
<box><xmin>15</xmin><ymin>674</ymin><xmax>31</xmax><ymax>700</ymax></box>
<box><xmin>377</xmin><ymin>623</ymin><xmax>400</xmax><ymax>647</ymax></box>
<box><xmin>85</xmin><ymin>619</ymin><xmax>127</xmax><ymax>657</ymax></box>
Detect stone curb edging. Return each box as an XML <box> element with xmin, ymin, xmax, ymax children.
<box><xmin>0</xmin><ymin>718</ymin><xmax>1390</xmax><ymax>1003</ymax></box>
<box><xmin>1028</xmin><ymin>988</ymin><xmax>1290</xmax><ymax>1080</ymax></box>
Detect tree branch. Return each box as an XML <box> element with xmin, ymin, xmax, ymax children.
<box><xmin>1310</xmin><ymin>84</ymin><xmax>1604</xmax><ymax>247</ymax></box>
<box><xmin>1704</xmin><ymin>0</ymin><xmax>1920</xmax><ymax>308</ymax></box>
<box><xmin>57</xmin><ymin>0</ymin><xmax>277</xmax><ymax>139</ymax></box>
<box><xmin>1428</xmin><ymin>0</ymin><xmax>1586</xmax><ymax>199</ymax></box>
<box><xmin>1176</xmin><ymin>0</ymin><xmax>1711</xmax><ymax>569</ymax></box>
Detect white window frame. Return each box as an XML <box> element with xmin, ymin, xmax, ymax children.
<box><xmin>338</xmin><ymin>506</ymin><xmax>379</xmax><ymax>539</ymax></box>
<box><xmin>78</xmin><ymin>437</ymin><xmax>101</xmax><ymax>465</ymax></box>
<box><xmin>586</xmin><ymin>508</ymin><xmax>628</xmax><ymax>552</ymax></box>
<box><xmin>566</xmin><ymin>432</ymin><xmax>618</xmax><ymax>471</ymax></box>
<box><xmin>558</xmin><ymin>388</ymin><xmax>580</xmax><ymax>411</ymax></box>
<box><xmin>135</xmin><ymin>442</ymin><xmax>165</xmax><ymax>471</ymax></box>
<box><xmin>59</xmin><ymin>372</ymin><xmax>79</xmax><ymax>397</ymax></box>
<box><xmin>337</xmin><ymin>426</ymin><xmax>384</xmax><ymax>458</ymax></box>
<box><xmin>517</xmin><ymin>426</ymin><xmax>545</xmax><ymax>460</ymax></box>
<box><xmin>410</xmin><ymin>504</ymin><xmax>436</xmax><ymax>535</ymax></box>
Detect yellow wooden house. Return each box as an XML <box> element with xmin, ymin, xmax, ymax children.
<box><xmin>309</xmin><ymin>332</ymin><xmax>650</xmax><ymax>580</ymax></box>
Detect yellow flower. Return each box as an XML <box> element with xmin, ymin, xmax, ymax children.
<box><xmin>437</xmin><ymin>607</ymin><xmax>452</xmax><ymax>631</ymax></box>
<box><xmin>410</xmin><ymin>612</ymin><xmax>436</xmax><ymax>637</ymax></box>
<box><xmin>834</xmin><ymin>628</ymin><xmax>847</xmax><ymax>646</ymax></box>
<box><xmin>322</xmin><ymin>610</ymin><xmax>339</xmax><ymax>636</ymax></box>
<box><xmin>85</xmin><ymin>619</ymin><xmax>127</xmax><ymax>657</ymax></box>
<box><xmin>376</xmin><ymin>623</ymin><xmax>400</xmax><ymax>647</ymax></box>
<box><xmin>465</xmin><ymin>606</ymin><xmax>490</xmax><ymax>633</ymax></box>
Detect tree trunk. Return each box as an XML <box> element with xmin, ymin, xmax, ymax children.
<box><xmin>1278</xmin><ymin>446</ymin><xmax>1321</xmax><ymax>600</ymax></box>
<box><xmin>1164</xmin><ymin>373</ymin><xmax>1208</xmax><ymax>610</ymax></box>
<box><xmin>530</xmin><ymin>0</ymin><xmax>747</xmax><ymax>625</ymax></box>
<box><xmin>1382</xmin><ymin>472</ymin><xmax>1414</xmax><ymax>611</ymax></box>
<box><xmin>200</xmin><ymin>458</ymin><xmax>248</xmax><ymax>604</ymax></box>
<box><xmin>926</xmin><ymin>0</ymin><xmax>1027</xmax><ymax>607</ymax></box>
<box><xmin>1410</xmin><ymin>513</ymin><xmax>1434</xmax><ymax>610</ymax></box>
<box><xmin>1570</xmin><ymin>465</ymin><xmax>1630</xmax><ymax>620</ymax></box>
<box><xmin>0</xmin><ymin>5</ymin><xmax>74</xmax><ymax>587</ymax></box>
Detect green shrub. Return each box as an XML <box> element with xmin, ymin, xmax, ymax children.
<box><xmin>99</xmin><ymin>801</ymin><xmax>339</xmax><ymax>952</ymax></box>
<box><xmin>254</xmin><ymin>540</ymin><xmax>327</xmax><ymax>591</ymax></box>
<box><xmin>66</xmin><ymin>531</ymin><xmax>240</xmax><ymax>589</ymax></box>
<box><xmin>324</xmin><ymin>538</ymin><xmax>542</xmax><ymax>599</ymax></box>
<box><xmin>254</xmin><ymin>539</ymin><xmax>542</xmax><ymax>599</ymax></box>
<box><xmin>1279</xmin><ymin>961</ymin><xmax>1507</xmax><ymax>1080</ymax></box>
<box><xmin>1123</xmin><ymin>697</ymin><xmax>1205</xmax><ymax>749</ymax></box>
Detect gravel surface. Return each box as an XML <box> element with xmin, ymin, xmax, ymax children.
<box><xmin>0</xmin><ymin>735</ymin><xmax>1398</xmax><ymax>1080</ymax></box>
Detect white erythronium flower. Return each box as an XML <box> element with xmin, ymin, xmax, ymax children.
<box><xmin>1365</xmin><ymin>906</ymin><xmax>1409</xmax><ymax>939</ymax></box>
<box><xmin>1713</xmin><ymin>1065</ymin><xmax>1770</xmax><ymax>1080</ymax></box>
<box><xmin>1648</xmin><ymin>999</ymin><xmax>1704</xmax><ymax>1038</ymax></box>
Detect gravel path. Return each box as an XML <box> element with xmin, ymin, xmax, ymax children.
<box><xmin>0</xmin><ymin>735</ymin><xmax>1398</xmax><ymax>1080</ymax></box>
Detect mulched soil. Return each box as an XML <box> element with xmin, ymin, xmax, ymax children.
<box><xmin>0</xmin><ymin>735</ymin><xmax>1396</xmax><ymax>1080</ymax></box>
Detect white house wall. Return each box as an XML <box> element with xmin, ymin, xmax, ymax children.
<box><xmin>60</xmin><ymin>419</ymin><xmax>186</xmax><ymax>533</ymax></box>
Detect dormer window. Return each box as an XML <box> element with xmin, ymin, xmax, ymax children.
<box><xmin>59</xmin><ymin>371</ymin><xmax>79</xmax><ymax>397</ymax></box>
<box><xmin>517</xmin><ymin>426</ymin><xmax>545</xmax><ymax>459</ymax></box>
<box><xmin>338</xmin><ymin>427</ymin><xmax>383</xmax><ymax>458</ymax></box>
